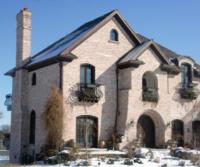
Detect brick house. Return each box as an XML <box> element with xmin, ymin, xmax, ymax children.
<box><xmin>6</xmin><ymin>8</ymin><xmax>200</xmax><ymax>163</ymax></box>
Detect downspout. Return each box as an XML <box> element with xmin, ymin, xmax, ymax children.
<box><xmin>114</xmin><ymin>67</ymin><xmax>119</xmax><ymax>133</ymax></box>
<box><xmin>59</xmin><ymin>61</ymin><xmax>63</xmax><ymax>91</ymax></box>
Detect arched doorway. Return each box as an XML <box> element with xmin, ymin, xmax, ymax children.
<box><xmin>192</xmin><ymin>120</ymin><xmax>200</xmax><ymax>148</ymax></box>
<box><xmin>76</xmin><ymin>116</ymin><xmax>98</xmax><ymax>148</ymax></box>
<box><xmin>137</xmin><ymin>115</ymin><xmax>155</xmax><ymax>147</ymax></box>
<box><xmin>171</xmin><ymin>120</ymin><xmax>184</xmax><ymax>146</ymax></box>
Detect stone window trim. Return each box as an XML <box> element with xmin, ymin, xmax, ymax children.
<box><xmin>108</xmin><ymin>39</ymin><xmax>119</xmax><ymax>44</ymax></box>
<box><xmin>80</xmin><ymin>64</ymin><xmax>95</xmax><ymax>86</ymax></box>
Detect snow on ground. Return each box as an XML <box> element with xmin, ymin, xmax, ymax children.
<box><xmin>0</xmin><ymin>150</ymin><xmax>9</xmax><ymax>165</ymax></box>
<box><xmin>1</xmin><ymin>149</ymin><xmax>199</xmax><ymax>166</ymax></box>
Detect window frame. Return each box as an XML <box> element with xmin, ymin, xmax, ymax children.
<box><xmin>142</xmin><ymin>71</ymin><xmax>158</xmax><ymax>91</ymax></box>
<box><xmin>110</xmin><ymin>29</ymin><xmax>119</xmax><ymax>42</ymax></box>
<box><xmin>181</xmin><ymin>63</ymin><xmax>192</xmax><ymax>88</ymax></box>
<box><xmin>80</xmin><ymin>64</ymin><xmax>95</xmax><ymax>86</ymax></box>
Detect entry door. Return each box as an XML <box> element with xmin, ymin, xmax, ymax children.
<box><xmin>137</xmin><ymin>115</ymin><xmax>155</xmax><ymax>148</ymax></box>
<box><xmin>76</xmin><ymin>116</ymin><xmax>98</xmax><ymax>148</ymax></box>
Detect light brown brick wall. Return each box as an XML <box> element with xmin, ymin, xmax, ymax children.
<box><xmin>62</xmin><ymin>18</ymin><xmax>134</xmax><ymax>144</ymax></box>
<box><xmin>118</xmin><ymin>48</ymin><xmax>200</xmax><ymax>148</ymax></box>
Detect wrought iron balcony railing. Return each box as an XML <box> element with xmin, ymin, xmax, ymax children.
<box><xmin>4</xmin><ymin>94</ymin><xmax>12</xmax><ymax>111</ymax></box>
<box><xmin>179</xmin><ymin>82</ymin><xmax>199</xmax><ymax>100</ymax></box>
<box><xmin>179</xmin><ymin>87</ymin><xmax>199</xmax><ymax>100</ymax></box>
<box><xmin>77</xmin><ymin>84</ymin><xmax>103</xmax><ymax>103</ymax></box>
<box><xmin>142</xmin><ymin>88</ymin><xmax>159</xmax><ymax>102</ymax></box>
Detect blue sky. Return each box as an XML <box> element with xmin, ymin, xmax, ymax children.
<box><xmin>0</xmin><ymin>0</ymin><xmax>200</xmax><ymax>126</ymax></box>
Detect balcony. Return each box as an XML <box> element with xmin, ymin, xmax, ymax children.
<box><xmin>179</xmin><ymin>87</ymin><xmax>199</xmax><ymax>100</ymax></box>
<box><xmin>179</xmin><ymin>83</ymin><xmax>199</xmax><ymax>100</ymax></box>
<box><xmin>77</xmin><ymin>84</ymin><xmax>102</xmax><ymax>103</ymax></box>
<box><xmin>4</xmin><ymin>94</ymin><xmax>12</xmax><ymax>111</ymax></box>
<box><xmin>142</xmin><ymin>88</ymin><xmax>159</xmax><ymax>102</ymax></box>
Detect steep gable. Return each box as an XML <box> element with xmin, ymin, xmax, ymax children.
<box><xmin>6</xmin><ymin>10</ymin><xmax>141</xmax><ymax>76</ymax></box>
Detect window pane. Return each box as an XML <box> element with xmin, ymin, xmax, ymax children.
<box><xmin>86</xmin><ymin>68</ymin><xmax>92</xmax><ymax>84</ymax></box>
<box><xmin>80</xmin><ymin>67</ymin><xmax>85</xmax><ymax>84</ymax></box>
<box><xmin>111</xmin><ymin>30</ymin><xmax>118</xmax><ymax>41</ymax></box>
<box><xmin>181</xmin><ymin>64</ymin><xmax>191</xmax><ymax>88</ymax></box>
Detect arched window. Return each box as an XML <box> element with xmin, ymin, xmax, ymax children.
<box><xmin>110</xmin><ymin>29</ymin><xmax>118</xmax><ymax>41</ymax></box>
<box><xmin>80</xmin><ymin>64</ymin><xmax>95</xmax><ymax>86</ymax></box>
<box><xmin>142</xmin><ymin>72</ymin><xmax>159</xmax><ymax>102</ymax></box>
<box><xmin>29</xmin><ymin>110</ymin><xmax>36</xmax><ymax>144</ymax></box>
<box><xmin>142</xmin><ymin>72</ymin><xmax>158</xmax><ymax>91</ymax></box>
<box><xmin>181</xmin><ymin>63</ymin><xmax>192</xmax><ymax>88</ymax></box>
<box><xmin>32</xmin><ymin>73</ymin><xmax>36</xmax><ymax>86</ymax></box>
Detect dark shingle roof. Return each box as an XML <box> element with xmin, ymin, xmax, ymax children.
<box><xmin>5</xmin><ymin>10</ymin><xmax>116</xmax><ymax>76</ymax></box>
<box><xmin>27</xmin><ymin>10</ymin><xmax>115</xmax><ymax>67</ymax></box>
<box><xmin>136</xmin><ymin>33</ymin><xmax>181</xmax><ymax>60</ymax></box>
<box><xmin>136</xmin><ymin>33</ymin><xmax>200</xmax><ymax>70</ymax></box>
<box><xmin>118</xmin><ymin>40</ymin><xmax>153</xmax><ymax>64</ymax></box>
<box><xmin>5</xmin><ymin>10</ymin><xmax>200</xmax><ymax>76</ymax></box>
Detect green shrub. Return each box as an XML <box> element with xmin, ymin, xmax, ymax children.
<box><xmin>21</xmin><ymin>153</ymin><xmax>34</xmax><ymax>164</ymax></box>
<box><xmin>124</xmin><ymin>158</ymin><xmax>133</xmax><ymax>165</ymax></box>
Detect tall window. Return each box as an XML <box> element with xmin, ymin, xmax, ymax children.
<box><xmin>181</xmin><ymin>63</ymin><xmax>192</xmax><ymax>88</ymax></box>
<box><xmin>32</xmin><ymin>73</ymin><xmax>36</xmax><ymax>86</ymax></box>
<box><xmin>110</xmin><ymin>29</ymin><xmax>118</xmax><ymax>41</ymax></box>
<box><xmin>142</xmin><ymin>71</ymin><xmax>158</xmax><ymax>91</ymax></box>
<box><xmin>172</xmin><ymin>120</ymin><xmax>184</xmax><ymax>146</ymax></box>
<box><xmin>80</xmin><ymin>64</ymin><xmax>95</xmax><ymax>85</ymax></box>
<box><xmin>76</xmin><ymin>116</ymin><xmax>98</xmax><ymax>148</ymax></box>
<box><xmin>29</xmin><ymin>110</ymin><xmax>36</xmax><ymax>144</ymax></box>
<box><xmin>142</xmin><ymin>71</ymin><xmax>159</xmax><ymax>102</ymax></box>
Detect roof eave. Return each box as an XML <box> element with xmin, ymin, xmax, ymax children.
<box><xmin>5</xmin><ymin>53</ymin><xmax>77</xmax><ymax>75</ymax></box>
<box><xmin>27</xmin><ymin>54</ymin><xmax>77</xmax><ymax>71</ymax></box>
<box><xmin>118</xmin><ymin>59</ymin><xmax>145</xmax><ymax>69</ymax></box>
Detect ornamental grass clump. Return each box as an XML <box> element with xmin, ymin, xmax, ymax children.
<box><xmin>44</xmin><ymin>85</ymin><xmax>64</xmax><ymax>154</ymax></box>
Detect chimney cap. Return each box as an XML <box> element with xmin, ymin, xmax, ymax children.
<box><xmin>21</xmin><ymin>7</ymin><xmax>29</xmax><ymax>12</ymax></box>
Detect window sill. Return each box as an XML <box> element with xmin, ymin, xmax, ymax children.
<box><xmin>108</xmin><ymin>40</ymin><xmax>119</xmax><ymax>44</ymax></box>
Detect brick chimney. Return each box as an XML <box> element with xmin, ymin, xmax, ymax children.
<box><xmin>16</xmin><ymin>8</ymin><xmax>31</xmax><ymax>67</ymax></box>
<box><xmin>9</xmin><ymin>8</ymin><xmax>32</xmax><ymax>163</ymax></box>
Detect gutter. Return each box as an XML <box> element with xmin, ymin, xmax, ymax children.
<box><xmin>59</xmin><ymin>61</ymin><xmax>63</xmax><ymax>90</ymax></box>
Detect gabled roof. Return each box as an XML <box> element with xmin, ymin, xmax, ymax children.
<box><xmin>118</xmin><ymin>40</ymin><xmax>169</xmax><ymax>65</ymax></box>
<box><xmin>6</xmin><ymin>10</ymin><xmax>141</xmax><ymax>76</ymax></box>
<box><xmin>5</xmin><ymin>10</ymin><xmax>200</xmax><ymax>76</ymax></box>
<box><xmin>27</xmin><ymin>10</ymin><xmax>115</xmax><ymax>67</ymax></box>
<box><xmin>136</xmin><ymin>33</ymin><xmax>181</xmax><ymax>60</ymax></box>
<box><xmin>136</xmin><ymin>33</ymin><xmax>200</xmax><ymax>71</ymax></box>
